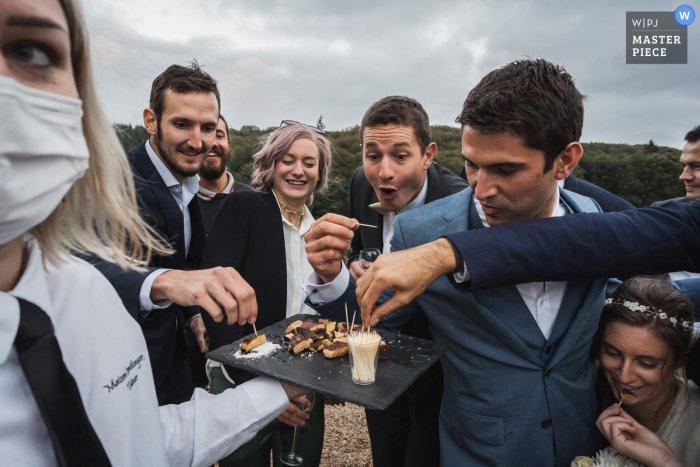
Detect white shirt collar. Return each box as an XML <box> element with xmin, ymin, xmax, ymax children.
<box><xmin>0</xmin><ymin>235</ymin><xmax>51</xmax><ymax>364</ymax></box>
<box><xmin>145</xmin><ymin>140</ymin><xmax>200</xmax><ymax>193</ymax></box>
<box><xmin>557</xmin><ymin>178</ymin><xmax>566</xmax><ymax>189</ymax></box>
<box><xmin>400</xmin><ymin>176</ymin><xmax>429</xmax><ymax>214</ymax></box>
<box><xmin>475</xmin><ymin>186</ymin><xmax>567</xmax><ymax>229</ymax></box>
<box><xmin>198</xmin><ymin>172</ymin><xmax>234</xmax><ymax>199</ymax></box>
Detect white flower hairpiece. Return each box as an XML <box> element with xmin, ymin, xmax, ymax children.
<box><xmin>604</xmin><ymin>298</ymin><xmax>694</xmax><ymax>334</ymax></box>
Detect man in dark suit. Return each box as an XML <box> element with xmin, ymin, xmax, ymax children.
<box><xmin>306</xmin><ymin>96</ymin><xmax>467</xmax><ymax>467</ymax></box>
<box><xmin>460</xmin><ymin>170</ymin><xmax>635</xmax><ymax>212</ymax></box>
<box><xmin>651</xmin><ymin>125</ymin><xmax>700</xmax><ymax>207</ymax></box>
<box><xmin>86</xmin><ymin>63</ymin><xmax>257</xmax><ymax>405</ymax></box>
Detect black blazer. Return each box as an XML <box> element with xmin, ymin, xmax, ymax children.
<box><xmin>349</xmin><ymin>162</ymin><xmax>469</xmax><ymax>263</ymax></box>
<box><xmin>460</xmin><ymin>167</ymin><xmax>635</xmax><ymax>213</ymax></box>
<box><xmin>201</xmin><ymin>190</ymin><xmax>288</xmax><ymax>383</ymax></box>
<box><xmin>84</xmin><ymin>141</ymin><xmax>205</xmax><ymax>388</ymax></box>
<box><xmin>348</xmin><ymin>162</ymin><xmax>468</xmax><ymax>340</ymax></box>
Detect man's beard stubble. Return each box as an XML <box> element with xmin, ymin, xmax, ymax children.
<box><xmin>199</xmin><ymin>144</ymin><xmax>230</xmax><ymax>182</ymax></box>
<box><xmin>155</xmin><ymin>120</ymin><xmax>203</xmax><ymax>179</ymax></box>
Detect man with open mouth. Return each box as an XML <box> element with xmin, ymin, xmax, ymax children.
<box><xmin>303</xmin><ymin>96</ymin><xmax>468</xmax><ymax>467</ymax></box>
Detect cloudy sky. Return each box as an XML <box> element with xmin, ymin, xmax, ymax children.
<box><xmin>82</xmin><ymin>0</ymin><xmax>699</xmax><ymax>148</ymax></box>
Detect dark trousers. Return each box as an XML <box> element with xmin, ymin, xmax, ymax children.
<box><xmin>365</xmin><ymin>360</ymin><xmax>443</xmax><ymax>467</ymax></box>
<box><xmin>155</xmin><ymin>331</ymin><xmax>195</xmax><ymax>406</ymax></box>
<box><xmin>184</xmin><ymin>324</ymin><xmax>209</xmax><ymax>388</ymax></box>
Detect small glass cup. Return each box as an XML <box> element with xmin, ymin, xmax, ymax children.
<box><xmin>358</xmin><ymin>248</ymin><xmax>381</xmax><ymax>271</ymax></box>
<box><xmin>347</xmin><ymin>337</ymin><xmax>381</xmax><ymax>385</ymax></box>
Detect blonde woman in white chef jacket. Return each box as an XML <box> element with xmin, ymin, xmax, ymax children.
<box><xmin>0</xmin><ymin>0</ymin><xmax>308</xmax><ymax>466</ymax></box>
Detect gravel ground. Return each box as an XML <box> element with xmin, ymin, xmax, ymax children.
<box><xmin>320</xmin><ymin>403</ymin><xmax>373</xmax><ymax>467</ymax></box>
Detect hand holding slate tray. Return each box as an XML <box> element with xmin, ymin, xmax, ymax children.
<box><xmin>206</xmin><ymin>314</ymin><xmax>446</xmax><ymax>410</ymax></box>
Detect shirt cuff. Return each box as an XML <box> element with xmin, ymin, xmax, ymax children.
<box><xmin>238</xmin><ymin>377</ymin><xmax>289</xmax><ymax>418</ymax></box>
<box><xmin>302</xmin><ymin>264</ymin><xmax>350</xmax><ymax>305</ymax></box>
<box><xmin>453</xmin><ymin>261</ymin><xmax>470</xmax><ymax>283</ymax></box>
<box><xmin>140</xmin><ymin>268</ymin><xmax>173</xmax><ymax>312</ymax></box>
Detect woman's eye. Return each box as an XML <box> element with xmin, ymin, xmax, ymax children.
<box><xmin>8</xmin><ymin>44</ymin><xmax>54</xmax><ymax>67</ymax></box>
<box><xmin>640</xmin><ymin>361</ymin><xmax>658</xmax><ymax>369</ymax></box>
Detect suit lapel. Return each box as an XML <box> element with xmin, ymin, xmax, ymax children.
<box><xmin>186</xmin><ymin>196</ymin><xmax>205</xmax><ymax>270</ymax></box>
<box><xmin>437</xmin><ymin>190</ymin><xmax>544</xmax><ymax>367</ymax></box>
<box><xmin>545</xmin><ymin>188</ymin><xmax>605</xmax><ymax>368</ymax></box>
<box><xmin>129</xmin><ymin>142</ymin><xmax>187</xmax><ymax>269</ymax></box>
<box><xmin>363</xmin><ymin>189</ymin><xmax>385</xmax><ymax>249</ymax></box>
<box><xmin>425</xmin><ymin>163</ymin><xmax>442</xmax><ymax>203</ymax></box>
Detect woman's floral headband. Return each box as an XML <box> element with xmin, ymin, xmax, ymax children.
<box><xmin>604</xmin><ymin>298</ymin><xmax>694</xmax><ymax>334</ymax></box>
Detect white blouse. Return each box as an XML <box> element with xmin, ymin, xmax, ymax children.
<box><xmin>0</xmin><ymin>236</ymin><xmax>289</xmax><ymax>467</ymax></box>
<box><xmin>657</xmin><ymin>378</ymin><xmax>700</xmax><ymax>466</ymax></box>
<box><xmin>272</xmin><ymin>190</ymin><xmax>319</xmax><ymax>318</ymax></box>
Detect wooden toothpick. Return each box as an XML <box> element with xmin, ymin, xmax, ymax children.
<box><xmin>354</xmin><ymin>221</ymin><xmax>378</xmax><ymax>229</ymax></box>
<box><xmin>253</xmin><ymin>323</ymin><xmax>258</xmax><ymax>337</ymax></box>
<box><xmin>345</xmin><ymin>303</ymin><xmax>349</xmax><ymax>331</ymax></box>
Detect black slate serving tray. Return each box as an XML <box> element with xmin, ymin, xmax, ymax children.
<box><xmin>206</xmin><ymin>314</ymin><xmax>446</xmax><ymax>410</ymax></box>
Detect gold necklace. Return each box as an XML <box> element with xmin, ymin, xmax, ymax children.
<box><xmin>278</xmin><ymin>202</ymin><xmax>305</xmax><ymax>220</ymax></box>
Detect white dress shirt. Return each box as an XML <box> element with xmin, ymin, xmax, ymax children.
<box><xmin>472</xmin><ymin>188</ymin><xmax>569</xmax><ymax>340</ymax></box>
<box><xmin>139</xmin><ymin>141</ymin><xmax>201</xmax><ymax>312</ymax></box>
<box><xmin>271</xmin><ymin>190</ymin><xmax>319</xmax><ymax>317</ymax></box>
<box><xmin>303</xmin><ymin>178</ymin><xmax>430</xmax><ymax>305</ymax></box>
<box><xmin>0</xmin><ymin>236</ymin><xmax>289</xmax><ymax>467</ymax></box>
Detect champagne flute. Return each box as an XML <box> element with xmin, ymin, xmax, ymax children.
<box><xmin>358</xmin><ymin>248</ymin><xmax>381</xmax><ymax>271</ymax></box>
<box><xmin>280</xmin><ymin>393</ymin><xmax>316</xmax><ymax>466</ymax></box>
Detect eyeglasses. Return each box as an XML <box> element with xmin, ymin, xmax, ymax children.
<box><xmin>280</xmin><ymin>120</ymin><xmax>326</xmax><ymax>136</ymax></box>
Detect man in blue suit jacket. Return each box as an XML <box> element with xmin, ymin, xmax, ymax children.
<box><xmin>305</xmin><ymin>59</ymin><xmax>617</xmax><ymax>466</ymax></box>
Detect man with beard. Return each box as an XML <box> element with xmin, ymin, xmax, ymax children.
<box><xmin>197</xmin><ymin>114</ymin><xmax>253</xmax><ymax>233</ymax></box>
<box><xmin>86</xmin><ymin>62</ymin><xmax>258</xmax><ymax>405</ymax></box>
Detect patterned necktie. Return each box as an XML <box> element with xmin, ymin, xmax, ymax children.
<box><xmin>13</xmin><ymin>298</ymin><xmax>112</xmax><ymax>467</ymax></box>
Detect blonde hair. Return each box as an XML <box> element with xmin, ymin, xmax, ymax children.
<box><xmin>31</xmin><ymin>0</ymin><xmax>171</xmax><ymax>268</ymax></box>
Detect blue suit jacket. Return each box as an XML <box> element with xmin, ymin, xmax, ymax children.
<box><xmin>311</xmin><ymin>188</ymin><xmax>617</xmax><ymax>466</ymax></box>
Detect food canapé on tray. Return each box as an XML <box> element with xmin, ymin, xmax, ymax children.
<box><xmin>240</xmin><ymin>333</ymin><xmax>266</xmax><ymax>351</ymax></box>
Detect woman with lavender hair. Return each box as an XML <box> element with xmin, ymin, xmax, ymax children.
<box><xmin>200</xmin><ymin>121</ymin><xmax>332</xmax><ymax>467</ymax></box>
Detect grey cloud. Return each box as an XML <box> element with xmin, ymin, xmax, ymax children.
<box><xmin>84</xmin><ymin>0</ymin><xmax>699</xmax><ymax>148</ymax></box>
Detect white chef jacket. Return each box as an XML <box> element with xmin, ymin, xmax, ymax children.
<box><xmin>0</xmin><ymin>236</ymin><xmax>289</xmax><ymax>467</ymax></box>
<box><xmin>472</xmin><ymin>188</ymin><xmax>569</xmax><ymax>340</ymax></box>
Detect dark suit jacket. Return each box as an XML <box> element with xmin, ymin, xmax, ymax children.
<box><xmin>460</xmin><ymin>168</ymin><xmax>634</xmax><ymax>212</ymax></box>
<box><xmin>84</xmin><ymin>141</ymin><xmax>205</xmax><ymax>389</ymax></box>
<box><xmin>349</xmin><ymin>162</ymin><xmax>468</xmax><ymax>340</ymax></box>
<box><xmin>651</xmin><ymin>196</ymin><xmax>689</xmax><ymax>207</ymax></box>
<box><xmin>200</xmin><ymin>190</ymin><xmax>287</xmax><ymax>384</ymax></box>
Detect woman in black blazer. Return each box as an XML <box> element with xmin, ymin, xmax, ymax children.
<box><xmin>201</xmin><ymin>121</ymin><xmax>332</xmax><ymax>467</ymax></box>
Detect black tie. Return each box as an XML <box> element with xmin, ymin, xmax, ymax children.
<box><xmin>13</xmin><ymin>298</ymin><xmax>112</xmax><ymax>467</ymax></box>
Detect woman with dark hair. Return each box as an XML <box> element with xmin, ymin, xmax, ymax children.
<box><xmin>593</xmin><ymin>278</ymin><xmax>699</xmax><ymax>467</ymax></box>
<box><xmin>201</xmin><ymin>121</ymin><xmax>332</xmax><ymax>467</ymax></box>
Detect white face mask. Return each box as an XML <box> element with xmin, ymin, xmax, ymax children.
<box><xmin>0</xmin><ymin>76</ymin><xmax>89</xmax><ymax>245</ymax></box>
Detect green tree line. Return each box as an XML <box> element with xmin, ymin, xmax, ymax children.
<box><xmin>114</xmin><ymin>123</ymin><xmax>685</xmax><ymax>218</ymax></box>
